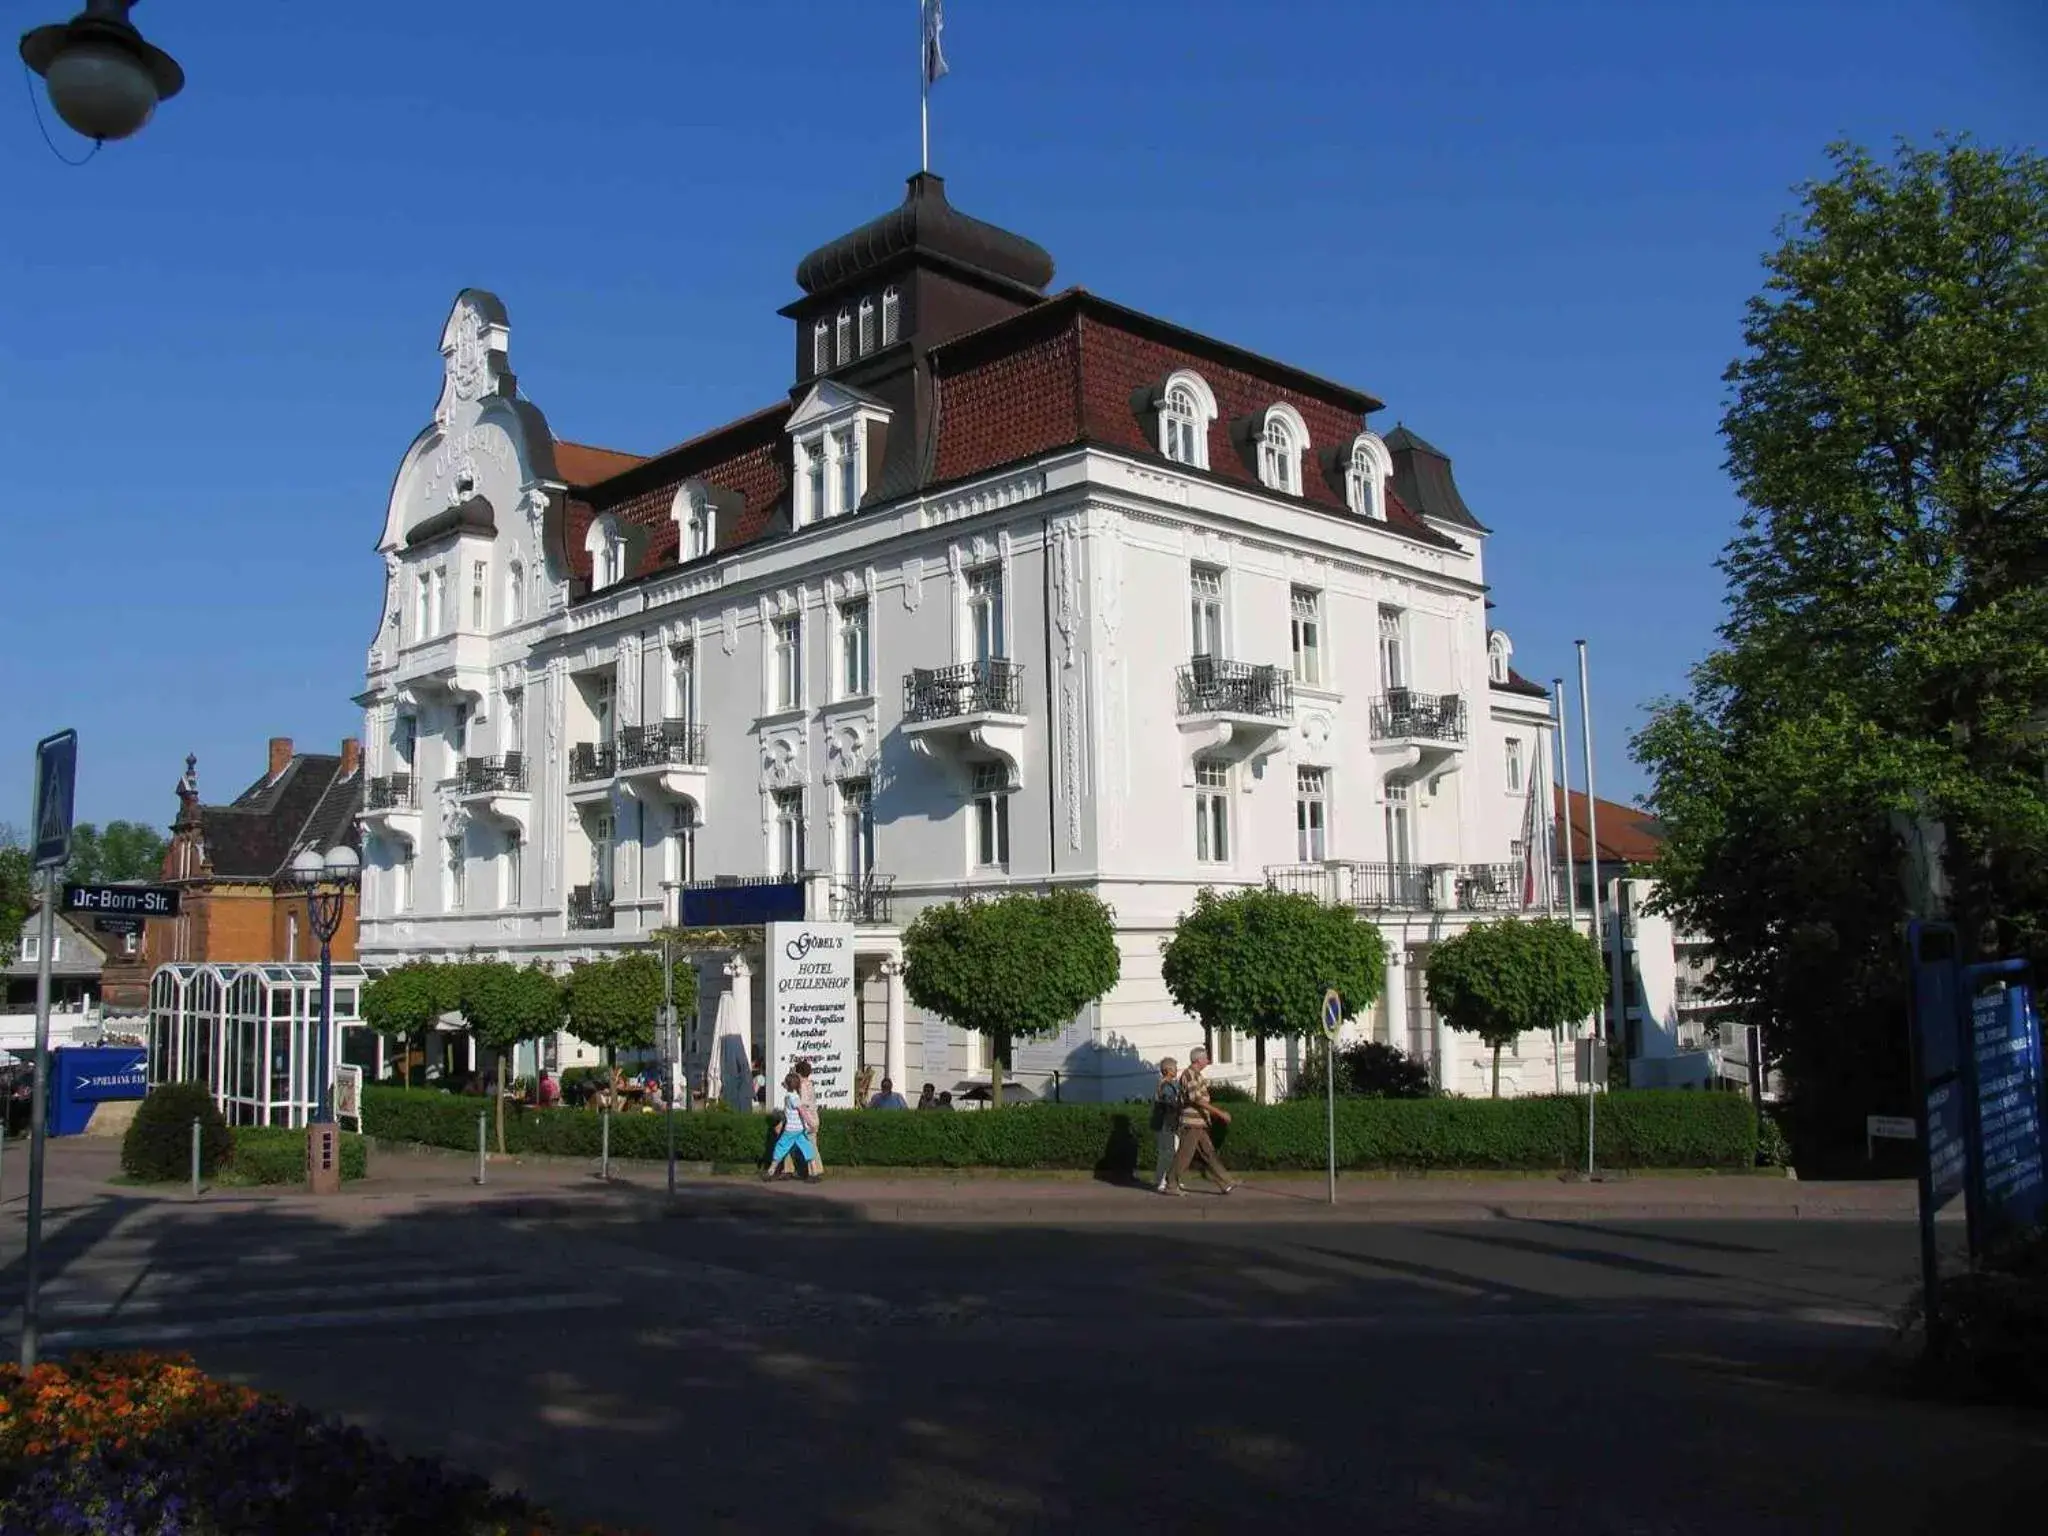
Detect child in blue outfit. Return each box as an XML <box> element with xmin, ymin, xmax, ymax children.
<box><xmin>764</xmin><ymin>1070</ymin><xmax>821</xmax><ymax>1182</ymax></box>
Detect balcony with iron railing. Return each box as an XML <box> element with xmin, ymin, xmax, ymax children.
<box><xmin>568</xmin><ymin>742</ymin><xmax>617</xmax><ymax>802</ymax></box>
<box><xmin>1370</xmin><ymin>689</ymin><xmax>1467</xmax><ymax>744</ymax></box>
<box><xmin>618</xmin><ymin>720</ymin><xmax>708</xmax><ymax>771</ymax></box>
<box><xmin>1176</xmin><ymin>657</ymin><xmax>1293</xmax><ymax>720</ymax></box>
<box><xmin>903</xmin><ymin>661</ymin><xmax>1027</xmax><ymax>789</ymax></box>
<box><xmin>364</xmin><ymin>773</ymin><xmax>416</xmax><ymax>812</ymax></box>
<box><xmin>1266</xmin><ymin>859</ymin><xmax>1536</xmax><ymax>915</ymax></box>
<box><xmin>1176</xmin><ymin>656</ymin><xmax>1293</xmax><ymax>776</ymax></box>
<box><xmin>831</xmin><ymin>873</ymin><xmax>896</xmax><ymax>926</ymax></box>
<box><xmin>903</xmin><ymin>660</ymin><xmax>1025</xmax><ymax>722</ymax></box>
<box><xmin>458</xmin><ymin>755</ymin><xmax>527</xmax><ymax>794</ymax></box>
<box><xmin>567</xmin><ymin>884</ymin><xmax>613</xmax><ymax>931</ymax></box>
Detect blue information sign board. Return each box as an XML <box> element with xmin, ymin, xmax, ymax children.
<box><xmin>1966</xmin><ymin>980</ymin><xmax>2046</xmax><ymax>1238</ymax></box>
<box><xmin>678</xmin><ymin>879</ymin><xmax>804</xmax><ymax>929</ymax></box>
<box><xmin>47</xmin><ymin>1046</ymin><xmax>147</xmax><ymax>1136</ymax></box>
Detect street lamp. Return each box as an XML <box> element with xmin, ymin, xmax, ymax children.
<box><xmin>20</xmin><ymin>0</ymin><xmax>184</xmax><ymax>143</ymax></box>
<box><xmin>290</xmin><ymin>844</ymin><xmax>360</xmax><ymax>1138</ymax></box>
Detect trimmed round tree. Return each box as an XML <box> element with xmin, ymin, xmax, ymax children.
<box><xmin>902</xmin><ymin>888</ymin><xmax>1121</xmax><ymax>1108</ymax></box>
<box><xmin>460</xmin><ymin>961</ymin><xmax>564</xmax><ymax>1152</ymax></box>
<box><xmin>360</xmin><ymin>961</ymin><xmax>461</xmax><ymax>1088</ymax></box>
<box><xmin>563</xmin><ymin>951</ymin><xmax>663</xmax><ymax>1065</ymax></box>
<box><xmin>1160</xmin><ymin>886</ymin><xmax>1387</xmax><ymax>1102</ymax></box>
<box><xmin>1424</xmin><ymin>916</ymin><xmax>1606</xmax><ymax>1097</ymax></box>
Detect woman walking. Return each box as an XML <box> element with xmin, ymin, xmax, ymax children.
<box><xmin>1150</xmin><ymin>1056</ymin><xmax>1182</xmax><ymax>1193</ymax></box>
<box><xmin>764</xmin><ymin>1071</ymin><xmax>821</xmax><ymax>1183</ymax></box>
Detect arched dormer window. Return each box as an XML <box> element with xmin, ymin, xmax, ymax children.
<box><xmin>672</xmin><ymin>483</ymin><xmax>715</xmax><ymax>563</ymax></box>
<box><xmin>1157</xmin><ymin>369</ymin><xmax>1216</xmax><ymax>469</ymax></box>
<box><xmin>1258</xmin><ymin>404</ymin><xmax>1308</xmax><ymax>496</ymax></box>
<box><xmin>1346</xmin><ymin>431</ymin><xmax>1391</xmax><ymax>520</ymax></box>
<box><xmin>1487</xmin><ymin>629</ymin><xmax>1512</xmax><ymax>685</ymax></box>
<box><xmin>812</xmin><ymin>319</ymin><xmax>830</xmax><ymax>375</ymax></box>
<box><xmin>881</xmin><ymin>286</ymin><xmax>901</xmax><ymax>345</ymax></box>
<box><xmin>858</xmin><ymin>297</ymin><xmax>876</xmax><ymax>355</ymax></box>
<box><xmin>585</xmin><ymin>515</ymin><xmax>628</xmax><ymax>591</ymax></box>
<box><xmin>835</xmin><ymin>309</ymin><xmax>853</xmax><ymax>365</ymax></box>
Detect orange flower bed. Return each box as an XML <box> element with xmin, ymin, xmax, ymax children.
<box><xmin>0</xmin><ymin>1351</ymin><xmax>259</xmax><ymax>1462</ymax></box>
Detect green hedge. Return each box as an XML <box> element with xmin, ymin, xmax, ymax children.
<box><xmin>363</xmin><ymin>1086</ymin><xmax>1754</xmax><ymax>1174</ymax></box>
<box><xmin>225</xmin><ymin>1127</ymin><xmax>369</xmax><ymax>1185</ymax></box>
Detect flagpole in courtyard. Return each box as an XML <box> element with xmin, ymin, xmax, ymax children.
<box><xmin>1576</xmin><ymin>640</ymin><xmax>1608</xmax><ymax>1045</ymax></box>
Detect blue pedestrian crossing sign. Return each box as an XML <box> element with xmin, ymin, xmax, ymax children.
<box><xmin>1322</xmin><ymin>987</ymin><xmax>1344</xmax><ymax>1039</ymax></box>
<box><xmin>32</xmin><ymin>729</ymin><xmax>77</xmax><ymax>871</ymax></box>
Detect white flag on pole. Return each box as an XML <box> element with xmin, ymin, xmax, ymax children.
<box><xmin>923</xmin><ymin>0</ymin><xmax>949</xmax><ymax>85</ymax></box>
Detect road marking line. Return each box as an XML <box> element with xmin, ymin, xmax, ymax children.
<box><xmin>21</xmin><ymin>1273</ymin><xmax>531</xmax><ymax>1321</ymax></box>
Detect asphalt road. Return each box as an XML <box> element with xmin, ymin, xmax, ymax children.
<box><xmin>3</xmin><ymin>1188</ymin><xmax>2042</xmax><ymax>1535</ymax></box>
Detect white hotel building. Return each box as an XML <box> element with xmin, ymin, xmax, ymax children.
<box><xmin>355</xmin><ymin>173</ymin><xmax>1562</xmax><ymax>1101</ymax></box>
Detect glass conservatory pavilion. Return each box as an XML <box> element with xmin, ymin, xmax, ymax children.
<box><xmin>147</xmin><ymin>962</ymin><xmax>388</xmax><ymax>1127</ymax></box>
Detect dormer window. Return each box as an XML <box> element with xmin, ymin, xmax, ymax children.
<box><xmin>585</xmin><ymin>516</ymin><xmax>628</xmax><ymax>591</ymax></box>
<box><xmin>673</xmin><ymin>483</ymin><xmax>716</xmax><ymax>562</ymax></box>
<box><xmin>786</xmin><ymin>379</ymin><xmax>892</xmax><ymax>529</ymax></box>
<box><xmin>1488</xmin><ymin>630</ymin><xmax>1513</xmax><ymax>685</ymax></box>
<box><xmin>858</xmin><ymin>297</ymin><xmax>876</xmax><ymax>354</ymax></box>
<box><xmin>1347</xmin><ymin>431</ymin><xmax>1391</xmax><ymax>520</ymax></box>
<box><xmin>881</xmin><ymin>286</ymin><xmax>901</xmax><ymax>345</ymax></box>
<box><xmin>1258</xmin><ymin>405</ymin><xmax>1307</xmax><ymax>496</ymax></box>
<box><xmin>812</xmin><ymin>320</ymin><xmax>830</xmax><ymax>375</ymax></box>
<box><xmin>835</xmin><ymin>309</ymin><xmax>853</xmax><ymax>365</ymax></box>
<box><xmin>1157</xmin><ymin>370</ymin><xmax>1216</xmax><ymax>470</ymax></box>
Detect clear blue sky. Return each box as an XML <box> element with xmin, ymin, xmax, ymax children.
<box><xmin>3</xmin><ymin>0</ymin><xmax>2042</xmax><ymax>833</ymax></box>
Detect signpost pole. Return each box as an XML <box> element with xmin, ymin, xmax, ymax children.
<box><xmin>1321</xmin><ymin>987</ymin><xmax>1342</xmax><ymax>1209</ymax></box>
<box><xmin>20</xmin><ymin>875</ymin><xmax>58</xmax><ymax>1369</ymax></box>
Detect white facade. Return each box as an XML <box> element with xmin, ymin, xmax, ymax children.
<box><xmin>357</xmin><ymin>291</ymin><xmax>1564</xmax><ymax>1100</ymax></box>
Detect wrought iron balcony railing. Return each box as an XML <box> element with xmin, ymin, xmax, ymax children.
<box><xmin>364</xmin><ymin>773</ymin><xmax>416</xmax><ymax>812</ymax></box>
<box><xmin>458</xmin><ymin>754</ymin><xmax>527</xmax><ymax>794</ymax></box>
<box><xmin>831</xmin><ymin>874</ymin><xmax>896</xmax><ymax>925</ymax></box>
<box><xmin>567</xmin><ymin>884</ymin><xmax>613</xmax><ymax>930</ymax></box>
<box><xmin>1369</xmin><ymin>689</ymin><xmax>1467</xmax><ymax>743</ymax></box>
<box><xmin>1176</xmin><ymin>657</ymin><xmax>1292</xmax><ymax>719</ymax></box>
<box><xmin>569</xmin><ymin>742</ymin><xmax>617</xmax><ymax>785</ymax></box>
<box><xmin>618</xmin><ymin>720</ymin><xmax>708</xmax><ymax>771</ymax></box>
<box><xmin>1455</xmin><ymin>862</ymin><xmax>1523</xmax><ymax>911</ymax></box>
<box><xmin>903</xmin><ymin>660</ymin><xmax>1025</xmax><ymax>722</ymax></box>
<box><xmin>1267</xmin><ymin>860</ymin><xmax>1535</xmax><ymax>913</ymax></box>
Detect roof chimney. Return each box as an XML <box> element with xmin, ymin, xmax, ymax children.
<box><xmin>268</xmin><ymin>737</ymin><xmax>294</xmax><ymax>779</ymax></box>
<box><xmin>339</xmin><ymin>738</ymin><xmax>361</xmax><ymax>778</ymax></box>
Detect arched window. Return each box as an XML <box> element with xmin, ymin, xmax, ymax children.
<box><xmin>858</xmin><ymin>297</ymin><xmax>876</xmax><ymax>354</ymax></box>
<box><xmin>835</xmin><ymin>309</ymin><xmax>853</xmax><ymax>365</ymax></box>
<box><xmin>1258</xmin><ymin>405</ymin><xmax>1307</xmax><ymax>496</ymax></box>
<box><xmin>1346</xmin><ymin>432</ymin><xmax>1390</xmax><ymax>519</ymax></box>
<box><xmin>881</xmin><ymin>286</ymin><xmax>901</xmax><ymax>345</ymax></box>
<box><xmin>672</xmin><ymin>482</ymin><xmax>716</xmax><ymax>561</ymax></box>
<box><xmin>1156</xmin><ymin>370</ymin><xmax>1216</xmax><ymax>470</ymax></box>
<box><xmin>1488</xmin><ymin>631</ymin><xmax>1512</xmax><ymax>685</ymax></box>
<box><xmin>812</xmin><ymin>319</ymin><xmax>830</xmax><ymax>374</ymax></box>
<box><xmin>585</xmin><ymin>516</ymin><xmax>628</xmax><ymax>590</ymax></box>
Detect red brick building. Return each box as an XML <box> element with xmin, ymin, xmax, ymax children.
<box><xmin>143</xmin><ymin>738</ymin><xmax>364</xmax><ymax>975</ymax></box>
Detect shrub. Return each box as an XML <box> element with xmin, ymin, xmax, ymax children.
<box><xmin>1208</xmin><ymin>1081</ymin><xmax>1253</xmax><ymax>1104</ymax></box>
<box><xmin>225</xmin><ymin>1127</ymin><xmax>368</xmax><ymax>1185</ymax></box>
<box><xmin>1755</xmin><ymin>1105</ymin><xmax>1792</xmax><ymax>1168</ymax></box>
<box><xmin>1291</xmin><ymin>1040</ymin><xmax>1435</xmax><ymax>1102</ymax></box>
<box><xmin>363</xmin><ymin>1084</ymin><xmax>1754</xmax><ymax>1173</ymax></box>
<box><xmin>120</xmin><ymin>1085</ymin><xmax>232</xmax><ymax>1183</ymax></box>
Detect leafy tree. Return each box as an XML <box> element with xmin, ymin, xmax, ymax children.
<box><xmin>562</xmin><ymin>951</ymin><xmax>663</xmax><ymax>1063</ymax></box>
<box><xmin>902</xmin><ymin>888</ymin><xmax>1121</xmax><ymax>1108</ymax></box>
<box><xmin>1424</xmin><ymin>917</ymin><xmax>1607</xmax><ymax>1097</ymax></box>
<box><xmin>0</xmin><ymin>825</ymin><xmax>31</xmax><ymax>967</ymax></box>
<box><xmin>459</xmin><ymin>962</ymin><xmax>562</xmax><ymax>1153</ymax></box>
<box><xmin>361</xmin><ymin>962</ymin><xmax>461</xmax><ymax>1088</ymax></box>
<box><xmin>65</xmin><ymin>820</ymin><xmax>169</xmax><ymax>884</ymax></box>
<box><xmin>1160</xmin><ymin>887</ymin><xmax>1386</xmax><ymax>1103</ymax></box>
<box><xmin>1633</xmin><ymin>136</ymin><xmax>2048</xmax><ymax>1164</ymax></box>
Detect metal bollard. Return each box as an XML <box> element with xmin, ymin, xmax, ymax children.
<box><xmin>600</xmin><ymin>1108</ymin><xmax>611</xmax><ymax>1182</ymax></box>
<box><xmin>190</xmin><ymin>1117</ymin><xmax>201</xmax><ymax>1199</ymax></box>
<box><xmin>474</xmin><ymin>1111</ymin><xmax>487</xmax><ymax>1186</ymax></box>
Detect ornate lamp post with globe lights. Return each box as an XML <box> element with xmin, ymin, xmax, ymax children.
<box><xmin>20</xmin><ymin>1</ymin><xmax>183</xmax><ymax>144</ymax></box>
<box><xmin>289</xmin><ymin>845</ymin><xmax>360</xmax><ymax>1185</ymax></box>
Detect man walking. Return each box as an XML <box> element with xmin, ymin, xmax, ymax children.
<box><xmin>1165</xmin><ymin>1046</ymin><xmax>1237</xmax><ymax>1196</ymax></box>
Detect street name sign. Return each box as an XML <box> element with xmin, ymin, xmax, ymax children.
<box><xmin>1867</xmin><ymin>1115</ymin><xmax>1917</xmax><ymax>1141</ymax></box>
<box><xmin>62</xmin><ymin>884</ymin><xmax>180</xmax><ymax>919</ymax></box>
